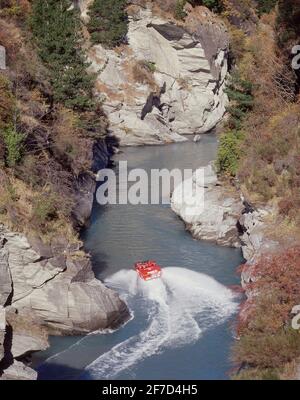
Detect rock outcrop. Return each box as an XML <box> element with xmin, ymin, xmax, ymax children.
<box><xmin>238</xmin><ymin>207</ymin><xmax>280</xmax><ymax>292</ymax></box>
<box><xmin>85</xmin><ymin>5</ymin><xmax>229</xmax><ymax>145</ymax></box>
<box><xmin>0</xmin><ymin>360</ymin><xmax>37</xmax><ymax>381</ymax></box>
<box><xmin>0</xmin><ymin>226</ymin><xmax>129</xmax><ymax>336</ymax></box>
<box><xmin>73</xmin><ymin>138</ymin><xmax>114</xmax><ymax>228</ymax></box>
<box><xmin>0</xmin><ymin>224</ymin><xmax>129</xmax><ymax>380</ymax></box>
<box><xmin>171</xmin><ymin>164</ymin><xmax>243</xmax><ymax>247</ymax></box>
<box><xmin>0</xmin><ymin>307</ymin><xmax>5</xmax><ymax>364</ymax></box>
<box><xmin>0</xmin><ymin>45</ymin><xmax>6</xmax><ymax>70</ymax></box>
<box><xmin>239</xmin><ymin>207</ymin><xmax>279</xmax><ymax>262</ymax></box>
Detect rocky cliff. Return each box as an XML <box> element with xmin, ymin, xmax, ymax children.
<box><xmin>0</xmin><ymin>223</ymin><xmax>129</xmax><ymax>380</ymax></box>
<box><xmin>84</xmin><ymin>4</ymin><xmax>229</xmax><ymax>145</ymax></box>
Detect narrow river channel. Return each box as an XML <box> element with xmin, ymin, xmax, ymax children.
<box><xmin>34</xmin><ymin>135</ymin><xmax>243</xmax><ymax>380</ymax></box>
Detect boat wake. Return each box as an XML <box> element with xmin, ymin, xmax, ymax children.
<box><xmin>82</xmin><ymin>267</ymin><xmax>237</xmax><ymax>379</ymax></box>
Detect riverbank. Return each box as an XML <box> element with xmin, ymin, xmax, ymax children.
<box><xmin>171</xmin><ymin>161</ymin><xmax>300</xmax><ymax>379</ymax></box>
<box><xmin>0</xmin><ymin>138</ymin><xmax>130</xmax><ymax>380</ymax></box>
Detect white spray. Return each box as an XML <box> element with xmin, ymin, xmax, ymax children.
<box><xmin>83</xmin><ymin>267</ymin><xmax>237</xmax><ymax>379</ymax></box>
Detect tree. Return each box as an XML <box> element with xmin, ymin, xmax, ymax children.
<box><xmin>31</xmin><ymin>0</ymin><xmax>95</xmax><ymax>110</ymax></box>
<box><xmin>174</xmin><ymin>0</ymin><xmax>187</xmax><ymax>20</ymax></box>
<box><xmin>216</xmin><ymin>73</ymin><xmax>253</xmax><ymax>176</ymax></box>
<box><xmin>225</xmin><ymin>72</ymin><xmax>254</xmax><ymax>130</ymax></box>
<box><xmin>1</xmin><ymin>126</ymin><xmax>24</xmax><ymax>167</ymax></box>
<box><xmin>216</xmin><ymin>130</ymin><xmax>244</xmax><ymax>176</ymax></box>
<box><xmin>87</xmin><ymin>0</ymin><xmax>128</xmax><ymax>48</ymax></box>
<box><xmin>189</xmin><ymin>0</ymin><xmax>223</xmax><ymax>13</ymax></box>
<box><xmin>256</xmin><ymin>0</ymin><xmax>277</xmax><ymax>15</ymax></box>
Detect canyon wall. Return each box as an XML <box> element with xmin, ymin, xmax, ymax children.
<box><xmin>84</xmin><ymin>4</ymin><xmax>229</xmax><ymax>145</ymax></box>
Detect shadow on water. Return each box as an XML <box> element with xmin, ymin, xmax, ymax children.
<box><xmin>37</xmin><ymin>363</ymin><xmax>93</xmax><ymax>381</ymax></box>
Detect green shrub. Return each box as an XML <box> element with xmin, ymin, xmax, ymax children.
<box><xmin>202</xmin><ymin>0</ymin><xmax>223</xmax><ymax>12</ymax></box>
<box><xmin>1</xmin><ymin>126</ymin><xmax>24</xmax><ymax>168</ymax></box>
<box><xmin>256</xmin><ymin>0</ymin><xmax>277</xmax><ymax>15</ymax></box>
<box><xmin>144</xmin><ymin>61</ymin><xmax>156</xmax><ymax>73</ymax></box>
<box><xmin>188</xmin><ymin>0</ymin><xmax>223</xmax><ymax>13</ymax></box>
<box><xmin>174</xmin><ymin>0</ymin><xmax>187</xmax><ymax>20</ymax></box>
<box><xmin>234</xmin><ymin>367</ymin><xmax>280</xmax><ymax>380</ymax></box>
<box><xmin>132</xmin><ymin>60</ymin><xmax>157</xmax><ymax>89</ymax></box>
<box><xmin>31</xmin><ymin>0</ymin><xmax>95</xmax><ymax>111</ymax></box>
<box><xmin>216</xmin><ymin>130</ymin><xmax>244</xmax><ymax>176</ymax></box>
<box><xmin>87</xmin><ymin>0</ymin><xmax>128</xmax><ymax>48</ymax></box>
<box><xmin>225</xmin><ymin>73</ymin><xmax>254</xmax><ymax>129</ymax></box>
<box><xmin>32</xmin><ymin>194</ymin><xmax>57</xmax><ymax>227</ymax></box>
<box><xmin>0</xmin><ymin>74</ymin><xmax>15</xmax><ymax>129</ymax></box>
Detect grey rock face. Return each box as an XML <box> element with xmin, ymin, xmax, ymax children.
<box><xmin>171</xmin><ymin>165</ymin><xmax>243</xmax><ymax>247</ymax></box>
<box><xmin>238</xmin><ymin>207</ymin><xmax>279</xmax><ymax>291</ymax></box>
<box><xmin>0</xmin><ymin>307</ymin><xmax>5</xmax><ymax>363</ymax></box>
<box><xmin>87</xmin><ymin>7</ymin><xmax>229</xmax><ymax>145</ymax></box>
<box><xmin>0</xmin><ymin>220</ymin><xmax>129</xmax><ymax>379</ymax></box>
<box><xmin>0</xmin><ymin>46</ymin><xmax>6</xmax><ymax>70</ymax></box>
<box><xmin>72</xmin><ymin>139</ymin><xmax>112</xmax><ymax>228</ymax></box>
<box><xmin>0</xmin><ymin>237</ymin><xmax>12</xmax><ymax>306</ymax></box>
<box><xmin>239</xmin><ymin>208</ymin><xmax>278</xmax><ymax>262</ymax></box>
<box><xmin>72</xmin><ymin>172</ymin><xmax>96</xmax><ymax>228</ymax></box>
<box><xmin>6</xmin><ymin>307</ymin><xmax>49</xmax><ymax>359</ymax></box>
<box><xmin>0</xmin><ymin>360</ymin><xmax>37</xmax><ymax>380</ymax></box>
<box><xmin>0</xmin><ymin>226</ymin><xmax>129</xmax><ymax>335</ymax></box>
<box><xmin>0</xmin><ymin>236</ymin><xmax>11</xmax><ymax>366</ymax></box>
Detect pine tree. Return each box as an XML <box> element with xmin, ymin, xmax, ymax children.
<box><xmin>31</xmin><ymin>0</ymin><xmax>95</xmax><ymax>110</ymax></box>
<box><xmin>225</xmin><ymin>72</ymin><xmax>254</xmax><ymax>130</ymax></box>
<box><xmin>256</xmin><ymin>0</ymin><xmax>277</xmax><ymax>15</ymax></box>
<box><xmin>87</xmin><ymin>0</ymin><xmax>128</xmax><ymax>48</ymax></box>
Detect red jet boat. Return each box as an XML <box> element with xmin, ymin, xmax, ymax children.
<box><xmin>135</xmin><ymin>260</ymin><xmax>162</xmax><ymax>281</ymax></box>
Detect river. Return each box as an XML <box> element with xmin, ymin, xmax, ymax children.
<box><xmin>33</xmin><ymin>135</ymin><xmax>243</xmax><ymax>380</ymax></box>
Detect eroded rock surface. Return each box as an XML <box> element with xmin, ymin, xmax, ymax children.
<box><xmin>0</xmin><ymin>45</ymin><xmax>6</xmax><ymax>70</ymax></box>
<box><xmin>171</xmin><ymin>165</ymin><xmax>243</xmax><ymax>247</ymax></box>
<box><xmin>0</xmin><ymin>225</ymin><xmax>129</xmax><ymax>380</ymax></box>
<box><xmin>86</xmin><ymin>6</ymin><xmax>229</xmax><ymax>145</ymax></box>
<box><xmin>0</xmin><ymin>226</ymin><xmax>129</xmax><ymax>335</ymax></box>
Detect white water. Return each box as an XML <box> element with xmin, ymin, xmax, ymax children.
<box><xmin>83</xmin><ymin>267</ymin><xmax>237</xmax><ymax>379</ymax></box>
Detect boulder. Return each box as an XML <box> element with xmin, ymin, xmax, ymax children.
<box><xmin>171</xmin><ymin>165</ymin><xmax>243</xmax><ymax>247</ymax></box>
<box><xmin>0</xmin><ymin>226</ymin><xmax>130</xmax><ymax>336</ymax></box>
<box><xmin>0</xmin><ymin>360</ymin><xmax>37</xmax><ymax>380</ymax></box>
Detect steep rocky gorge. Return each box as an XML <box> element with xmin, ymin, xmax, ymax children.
<box><xmin>0</xmin><ymin>1</ymin><xmax>231</xmax><ymax>380</ymax></box>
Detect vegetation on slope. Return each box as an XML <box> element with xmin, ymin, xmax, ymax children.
<box><xmin>87</xmin><ymin>0</ymin><xmax>128</xmax><ymax>48</ymax></box>
<box><xmin>0</xmin><ymin>0</ymin><xmax>108</xmax><ymax>240</ymax></box>
<box><xmin>217</xmin><ymin>2</ymin><xmax>299</xmax><ymax>224</ymax></box>
<box><xmin>211</xmin><ymin>0</ymin><xmax>300</xmax><ymax>379</ymax></box>
<box><xmin>234</xmin><ymin>248</ymin><xmax>300</xmax><ymax>380</ymax></box>
<box><xmin>31</xmin><ymin>0</ymin><xmax>95</xmax><ymax>110</ymax></box>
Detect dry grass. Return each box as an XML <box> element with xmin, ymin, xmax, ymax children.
<box><xmin>132</xmin><ymin>60</ymin><xmax>158</xmax><ymax>90</ymax></box>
